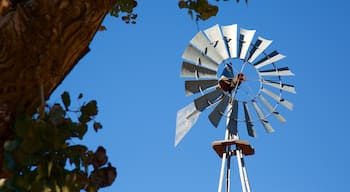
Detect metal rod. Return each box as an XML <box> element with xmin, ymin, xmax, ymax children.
<box><xmin>225</xmin><ymin>147</ymin><xmax>231</xmax><ymax>192</ymax></box>
<box><xmin>236</xmin><ymin>150</ymin><xmax>247</xmax><ymax>192</ymax></box>
<box><xmin>240</xmin><ymin>150</ymin><xmax>251</xmax><ymax>192</ymax></box>
<box><xmin>217</xmin><ymin>127</ymin><xmax>229</xmax><ymax>192</ymax></box>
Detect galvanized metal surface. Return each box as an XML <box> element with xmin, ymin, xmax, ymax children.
<box><xmin>185</xmin><ymin>79</ymin><xmax>218</xmax><ymax>96</ymax></box>
<box><xmin>247</xmin><ymin>37</ymin><xmax>272</xmax><ymax>63</ymax></box>
<box><xmin>252</xmin><ymin>100</ymin><xmax>275</xmax><ymax>133</ymax></box>
<box><xmin>209</xmin><ymin>94</ymin><xmax>230</xmax><ymax>127</ymax></box>
<box><xmin>221</xmin><ymin>24</ymin><xmax>238</xmax><ymax>59</ymax></box>
<box><xmin>239</xmin><ymin>28</ymin><xmax>256</xmax><ymax>60</ymax></box>
<box><xmin>181</xmin><ymin>62</ymin><xmax>217</xmax><ymax>79</ymax></box>
<box><xmin>176</xmin><ymin>23</ymin><xmax>295</xmax><ymax>146</ymax></box>
<box><xmin>204</xmin><ymin>24</ymin><xmax>229</xmax><ymax>60</ymax></box>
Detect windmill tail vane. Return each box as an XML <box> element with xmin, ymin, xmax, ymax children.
<box><xmin>175</xmin><ymin>23</ymin><xmax>295</xmax><ymax>192</ymax></box>
<box><xmin>175</xmin><ymin>102</ymin><xmax>200</xmax><ymax>147</ymax></box>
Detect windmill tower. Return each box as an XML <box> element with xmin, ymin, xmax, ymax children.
<box><xmin>175</xmin><ymin>24</ymin><xmax>295</xmax><ymax>192</ymax></box>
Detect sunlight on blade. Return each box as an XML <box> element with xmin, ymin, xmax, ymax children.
<box><xmin>254</xmin><ymin>51</ymin><xmax>286</xmax><ymax>69</ymax></box>
<box><xmin>194</xmin><ymin>89</ymin><xmax>223</xmax><ymax>111</ymax></box>
<box><xmin>204</xmin><ymin>24</ymin><xmax>229</xmax><ymax>60</ymax></box>
<box><xmin>261</xmin><ymin>87</ymin><xmax>293</xmax><ymax>110</ymax></box>
<box><xmin>190</xmin><ymin>31</ymin><xmax>224</xmax><ymax>64</ymax></box>
<box><xmin>259</xmin><ymin>94</ymin><xmax>286</xmax><ymax>123</ymax></box>
<box><xmin>227</xmin><ymin>100</ymin><xmax>239</xmax><ymax>135</ymax></box>
<box><xmin>181</xmin><ymin>62</ymin><xmax>217</xmax><ymax>79</ymax></box>
<box><xmin>175</xmin><ymin>102</ymin><xmax>201</xmax><ymax>147</ymax></box>
<box><xmin>251</xmin><ymin>100</ymin><xmax>275</xmax><ymax>133</ymax></box>
<box><xmin>209</xmin><ymin>94</ymin><xmax>229</xmax><ymax>128</ymax></box>
<box><xmin>262</xmin><ymin>79</ymin><xmax>296</xmax><ymax>94</ymax></box>
<box><xmin>259</xmin><ymin>67</ymin><xmax>295</xmax><ymax>76</ymax></box>
<box><xmin>185</xmin><ymin>79</ymin><xmax>218</xmax><ymax>96</ymax></box>
<box><xmin>221</xmin><ymin>24</ymin><xmax>237</xmax><ymax>58</ymax></box>
<box><xmin>243</xmin><ymin>102</ymin><xmax>256</xmax><ymax>137</ymax></box>
<box><xmin>239</xmin><ymin>28</ymin><xmax>256</xmax><ymax>60</ymax></box>
<box><xmin>182</xmin><ymin>45</ymin><xmax>219</xmax><ymax>71</ymax></box>
<box><xmin>247</xmin><ymin>37</ymin><xmax>272</xmax><ymax>63</ymax></box>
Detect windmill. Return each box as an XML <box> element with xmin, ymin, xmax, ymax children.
<box><xmin>175</xmin><ymin>24</ymin><xmax>295</xmax><ymax>192</ymax></box>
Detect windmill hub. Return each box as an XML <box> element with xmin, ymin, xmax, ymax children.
<box><xmin>216</xmin><ymin>59</ymin><xmax>262</xmax><ymax>103</ymax></box>
<box><xmin>218</xmin><ymin>72</ymin><xmax>246</xmax><ymax>93</ymax></box>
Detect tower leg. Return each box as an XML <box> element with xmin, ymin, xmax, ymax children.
<box><xmin>236</xmin><ymin>150</ymin><xmax>247</xmax><ymax>192</ymax></box>
<box><xmin>239</xmin><ymin>150</ymin><xmax>251</xmax><ymax>192</ymax></box>
<box><xmin>217</xmin><ymin>150</ymin><xmax>227</xmax><ymax>192</ymax></box>
<box><xmin>226</xmin><ymin>147</ymin><xmax>231</xmax><ymax>192</ymax></box>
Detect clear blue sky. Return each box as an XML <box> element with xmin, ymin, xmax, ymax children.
<box><xmin>50</xmin><ymin>1</ymin><xmax>350</xmax><ymax>191</ymax></box>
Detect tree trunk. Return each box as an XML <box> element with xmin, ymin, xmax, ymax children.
<box><xmin>0</xmin><ymin>0</ymin><xmax>114</xmax><ymax>177</ymax></box>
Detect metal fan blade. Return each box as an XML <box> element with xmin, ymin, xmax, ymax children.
<box><xmin>227</xmin><ymin>99</ymin><xmax>239</xmax><ymax>135</ymax></box>
<box><xmin>251</xmin><ymin>100</ymin><xmax>275</xmax><ymax>133</ymax></box>
<box><xmin>258</xmin><ymin>94</ymin><xmax>286</xmax><ymax>123</ymax></box>
<box><xmin>247</xmin><ymin>37</ymin><xmax>272</xmax><ymax>63</ymax></box>
<box><xmin>194</xmin><ymin>89</ymin><xmax>223</xmax><ymax>112</ymax></box>
<box><xmin>254</xmin><ymin>51</ymin><xmax>286</xmax><ymax>69</ymax></box>
<box><xmin>204</xmin><ymin>24</ymin><xmax>229</xmax><ymax>60</ymax></box>
<box><xmin>221</xmin><ymin>24</ymin><xmax>238</xmax><ymax>58</ymax></box>
<box><xmin>175</xmin><ymin>102</ymin><xmax>201</xmax><ymax>147</ymax></box>
<box><xmin>181</xmin><ymin>62</ymin><xmax>217</xmax><ymax>79</ymax></box>
<box><xmin>182</xmin><ymin>45</ymin><xmax>219</xmax><ymax>71</ymax></box>
<box><xmin>262</xmin><ymin>79</ymin><xmax>296</xmax><ymax>94</ymax></box>
<box><xmin>190</xmin><ymin>31</ymin><xmax>224</xmax><ymax>64</ymax></box>
<box><xmin>238</xmin><ymin>28</ymin><xmax>256</xmax><ymax>60</ymax></box>
<box><xmin>243</xmin><ymin>102</ymin><xmax>256</xmax><ymax>137</ymax></box>
<box><xmin>208</xmin><ymin>94</ymin><xmax>230</xmax><ymax>128</ymax></box>
<box><xmin>185</xmin><ymin>79</ymin><xmax>218</xmax><ymax>96</ymax></box>
<box><xmin>259</xmin><ymin>67</ymin><xmax>295</xmax><ymax>76</ymax></box>
<box><xmin>261</xmin><ymin>87</ymin><xmax>293</xmax><ymax>110</ymax></box>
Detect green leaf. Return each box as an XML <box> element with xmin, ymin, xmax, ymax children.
<box><xmin>76</xmin><ymin>123</ymin><xmax>88</xmax><ymax>140</ymax></box>
<box><xmin>81</xmin><ymin>100</ymin><xmax>98</xmax><ymax>117</ymax></box>
<box><xmin>61</xmin><ymin>92</ymin><xmax>71</xmax><ymax>111</ymax></box>
<box><xmin>78</xmin><ymin>93</ymin><xmax>83</xmax><ymax>99</ymax></box>
<box><xmin>93</xmin><ymin>122</ymin><xmax>103</xmax><ymax>132</ymax></box>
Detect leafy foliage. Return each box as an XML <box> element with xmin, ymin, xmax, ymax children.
<box><xmin>0</xmin><ymin>92</ymin><xmax>116</xmax><ymax>192</ymax></box>
<box><xmin>110</xmin><ymin>0</ymin><xmax>138</xmax><ymax>24</ymax></box>
<box><xmin>108</xmin><ymin>0</ymin><xmax>247</xmax><ymax>24</ymax></box>
<box><xmin>178</xmin><ymin>0</ymin><xmax>248</xmax><ymax>21</ymax></box>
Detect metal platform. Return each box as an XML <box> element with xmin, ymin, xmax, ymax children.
<box><xmin>212</xmin><ymin>139</ymin><xmax>255</xmax><ymax>158</ymax></box>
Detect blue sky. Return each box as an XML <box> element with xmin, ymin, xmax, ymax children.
<box><xmin>49</xmin><ymin>1</ymin><xmax>350</xmax><ymax>191</ymax></box>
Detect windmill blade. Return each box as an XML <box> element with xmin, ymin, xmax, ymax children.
<box><xmin>238</xmin><ymin>28</ymin><xmax>256</xmax><ymax>60</ymax></box>
<box><xmin>227</xmin><ymin>99</ymin><xmax>239</xmax><ymax>135</ymax></box>
<box><xmin>254</xmin><ymin>51</ymin><xmax>286</xmax><ymax>69</ymax></box>
<box><xmin>261</xmin><ymin>87</ymin><xmax>293</xmax><ymax>110</ymax></box>
<box><xmin>208</xmin><ymin>94</ymin><xmax>230</xmax><ymax>128</ymax></box>
<box><xmin>204</xmin><ymin>24</ymin><xmax>229</xmax><ymax>60</ymax></box>
<box><xmin>220</xmin><ymin>63</ymin><xmax>234</xmax><ymax>78</ymax></box>
<box><xmin>194</xmin><ymin>89</ymin><xmax>223</xmax><ymax>112</ymax></box>
<box><xmin>182</xmin><ymin>45</ymin><xmax>219</xmax><ymax>71</ymax></box>
<box><xmin>247</xmin><ymin>37</ymin><xmax>273</xmax><ymax>63</ymax></box>
<box><xmin>185</xmin><ymin>79</ymin><xmax>218</xmax><ymax>96</ymax></box>
<box><xmin>221</xmin><ymin>24</ymin><xmax>238</xmax><ymax>58</ymax></box>
<box><xmin>259</xmin><ymin>67</ymin><xmax>295</xmax><ymax>76</ymax></box>
<box><xmin>190</xmin><ymin>31</ymin><xmax>224</xmax><ymax>64</ymax></box>
<box><xmin>181</xmin><ymin>62</ymin><xmax>217</xmax><ymax>79</ymax></box>
<box><xmin>251</xmin><ymin>100</ymin><xmax>275</xmax><ymax>133</ymax></box>
<box><xmin>243</xmin><ymin>102</ymin><xmax>256</xmax><ymax>137</ymax></box>
<box><xmin>175</xmin><ymin>102</ymin><xmax>201</xmax><ymax>147</ymax></box>
<box><xmin>258</xmin><ymin>94</ymin><xmax>286</xmax><ymax>123</ymax></box>
<box><xmin>262</xmin><ymin>79</ymin><xmax>296</xmax><ymax>94</ymax></box>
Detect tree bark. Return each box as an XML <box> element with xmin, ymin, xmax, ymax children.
<box><xmin>0</xmin><ymin>0</ymin><xmax>114</xmax><ymax>177</ymax></box>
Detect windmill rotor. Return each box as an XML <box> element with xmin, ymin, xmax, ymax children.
<box><xmin>175</xmin><ymin>24</ymin><xmax>296</xmax><ymax>146</ymax></box>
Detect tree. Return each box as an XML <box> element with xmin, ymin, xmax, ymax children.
<box><xmin>0</xmin><ymin>0</ymin><xmax>246</xmax><ymax>191</ymax></box>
